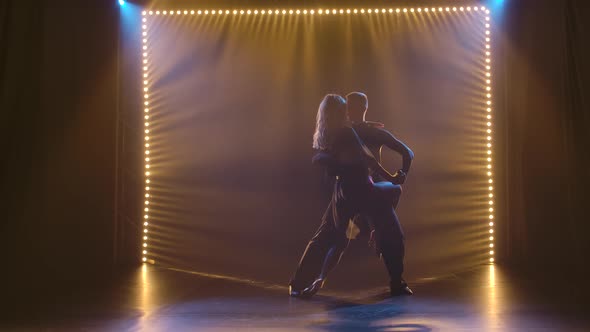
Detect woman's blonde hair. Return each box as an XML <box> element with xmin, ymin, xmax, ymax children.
<box><xmin>312</xmin><ymin>94</ymin><xmax>348</xmax><ymax>150</ymax></box>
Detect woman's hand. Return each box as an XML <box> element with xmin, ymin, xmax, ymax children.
<box><xmin>390</xmin><ymin>170</ymin><xmax>407</xmax><ymax>185</ymax></box>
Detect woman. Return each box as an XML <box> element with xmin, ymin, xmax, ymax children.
<box><xmin>289</xmin><ymin>94</ymin><xmax>410</xmax><ymax>298</ymax></box>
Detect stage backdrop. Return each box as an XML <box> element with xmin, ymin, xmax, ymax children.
<box><xmin>142</xmin><ymin>9</ymin><xmax>492</xmax><ymax>290</ymax></box>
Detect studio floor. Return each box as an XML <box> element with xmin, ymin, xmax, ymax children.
<box><xmin>3</xmin><ymin>264</ymin><xmax>589</xmax><ymax>331</ymax></box>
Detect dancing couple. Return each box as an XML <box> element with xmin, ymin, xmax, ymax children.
<box><xmin>289</xmin><ymin>92</ymin><xmax>414</xmax><ymax>298</ymax></box>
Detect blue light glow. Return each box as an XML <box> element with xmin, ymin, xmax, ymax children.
<box><xmin>119</xmin><ymin>0</ymin><xmax>125</xmax><ymax>5</ymax></box>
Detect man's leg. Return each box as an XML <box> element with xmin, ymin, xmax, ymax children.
<box><xmin>367</xmin><ymin>184</ymin><xmax>412</xmax><ymax>296</ymax></box>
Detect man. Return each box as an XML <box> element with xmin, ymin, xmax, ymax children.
<box><xmin>347</xmin><ymin>91</ymin><xmax>414</xmax><ymax>295</ymax></box>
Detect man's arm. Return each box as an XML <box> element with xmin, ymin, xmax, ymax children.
<box><xmin>377</xmin><ymin>128</ymin><xmax>414</xmax><ymax>174</ymax></box>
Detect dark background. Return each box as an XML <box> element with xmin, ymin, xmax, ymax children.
<box><xmin>1</xmin><ymin>0</ymin><xmax>588</xmax><ymax>296</ymax></box>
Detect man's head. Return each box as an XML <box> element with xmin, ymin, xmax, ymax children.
<box><xmin>346</xmin><ymin>92</ymin><xmax>368</xmax><ymax>123</ymax></box>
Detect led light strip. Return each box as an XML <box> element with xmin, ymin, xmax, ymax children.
<box><xmin>142</xmin><ymin>6</ymin><xmax>489</xmax><ymax>16</ymax></box>
<box><xmin>482</xmin><ymin>10</ymin><xmax>495</xmax><ymax>264</ymax></box>
<box><xmin>141</xmin><ymin>14</ymin><xmax>150</xmax><ymax>263</ymax></box>
<box><xmin>139</xmin><ymin>5</ymin><xmax>495</xmax><ymax>265</ymax></box>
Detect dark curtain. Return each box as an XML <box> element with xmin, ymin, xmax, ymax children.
<box><xmin>499</xmin><ymin>0</ymin><xmax>590</xmax><ymax>270</ymax></box>
<box><xmin>0</xmin><ymin>0</ymin><xmax>121</xmax><ymax>295</ymax></box>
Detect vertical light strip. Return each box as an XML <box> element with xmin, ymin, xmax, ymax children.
<box><xmin>139</xmin><ymin>5</ymin><xmax>497</xmax><ymax>265</ymax></box>
<box><xmin>141</xmin><ymin>10</ymin><xmax>150</xmax><ymax>263</ymax></box>
<box><xmin>482</xmin><ymin>7</ymin><xmax>495</xmax><ymax>264</ymax></box>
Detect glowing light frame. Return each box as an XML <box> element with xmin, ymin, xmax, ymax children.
<box><xmin>139</xmin><ymin>5</ymin><xmax>496</xmax><ymax>264</ymax></box>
